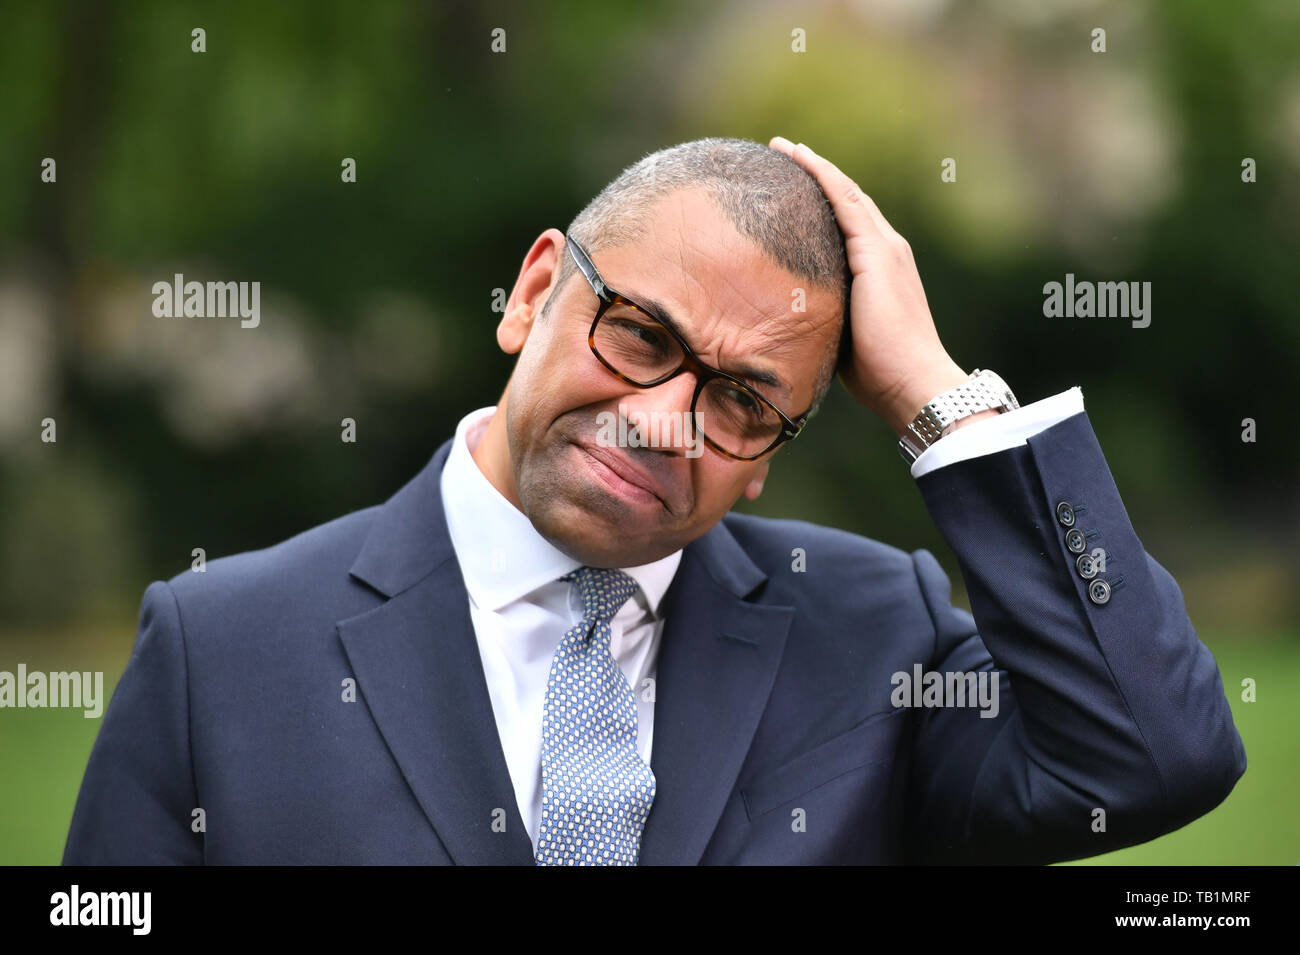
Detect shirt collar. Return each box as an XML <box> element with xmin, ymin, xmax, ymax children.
<box><xmin>439</xmin><ymin>406</ymin><xmax>682</xmax><ymax>616</ymax></box>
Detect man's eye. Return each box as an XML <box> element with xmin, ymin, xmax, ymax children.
<box><xmin>631</xmin><ymin>324</ymin><xmax>663</xmax><ymax>346</ymax></box>
<box><xmin>723</xmin><ymin>387</ymin><xmax>760</xmax><ymax>414</ymax></box>
<box><xmin>611</xmin><ymin>317</ymin><xmax>667</xmax><ymax>349</ymax></box>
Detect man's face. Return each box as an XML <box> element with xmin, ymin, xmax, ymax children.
<box><xmin>488</xmin><ymin>186</ymin><xmax>841</xmax><ymax>568</ymax></box>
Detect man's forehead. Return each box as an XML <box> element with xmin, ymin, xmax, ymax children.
<box><xmin>601</xmin><ymin>190</ymin><xmax>832</xmax><ymax>328</ymax></box>
<box><xmin>585</xmin><ymin>187</ymin><xmax>840</xmax><ymax>399</ymax></box>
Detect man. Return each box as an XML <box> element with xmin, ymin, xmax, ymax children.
<box><xmin>64</xmin><ymin>136</ymin><xmax>1245</xmax><ymax>865</ymax></box>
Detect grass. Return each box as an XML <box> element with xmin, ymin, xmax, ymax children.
<box><xmin>2</xmin><ymin>630</ymin><xmax>1296</xmax><ymax>865</ymax></box>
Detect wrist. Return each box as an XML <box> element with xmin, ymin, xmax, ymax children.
<box><xmin>894</xmin><ymin>367</ymin><xmax>1021</xmax><ymax>465</ymax></box>
<box><xmin>942</xmin><ymin>408</ymin><xmax>1002</xmax><ymax>435</ymax></box>
<box><xmin>886</xmin><ymin>360</ymin><xmax>969</xmax><ymax>436</ymax></box>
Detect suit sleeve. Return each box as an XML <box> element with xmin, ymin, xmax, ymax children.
<box><xmin>902</xmin><ymin>410</ymin><xmax>1246</xmax><ymax>864</ymax></box>
<box><xmin>63</xmin><ymin>580</ymin><xmax>205</xmax><ymax>865</ymax></box>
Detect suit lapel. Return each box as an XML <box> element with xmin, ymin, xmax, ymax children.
<box><xmin>338</xmin><ymin>440</ymin><xmax>534</xmax><ymax>865</ymax></box>
<box><xmin>638</xmin><ymin>521</ymin><xmax>795</xmax><ymax>865</ymax></box>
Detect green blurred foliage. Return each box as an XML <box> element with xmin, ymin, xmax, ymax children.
<box><xmin>0</xmin><ymin>0</ymin><xmax>1297</xmax><ymax>848</ymax></box>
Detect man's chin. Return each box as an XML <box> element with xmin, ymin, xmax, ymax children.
<box><xmin>515</xmin><ymin>441</ymin><xmax>693</xmax><ymax>565</ymax></box>
<box><xmin>530</xmin><ymin>501</ymin><xmax>672</xmax><ymax>567</ymax></box>
<box><xmin>517</xmin><ymin>487</ymin><xmax>681</xmax><ymax>566</ymax></box>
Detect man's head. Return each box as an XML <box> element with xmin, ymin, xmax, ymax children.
<box><xmin>475</xmin><ymin>137</ymin><xmax>851</xmax><ymax>568</ymax></box>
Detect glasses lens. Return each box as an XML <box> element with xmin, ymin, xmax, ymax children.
<box><xmin>592</xmin><ymin>303</ymin><xmax>684</xmax><ymax>383</ymax></box>
<box><xmin>696</xmin><ymin>377</ymin><xmax>782</xmax><ymax>458</ymax></box>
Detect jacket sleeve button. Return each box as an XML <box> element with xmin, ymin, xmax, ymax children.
<box><xmin>1088</xmin><ymin>579</ymin><xmax>1111</xmax><ymax>605</ymax></box>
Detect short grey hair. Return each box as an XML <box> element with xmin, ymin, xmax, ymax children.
<box><xmin>548</xmin><ymin>137</ymin><xmax>851</xmax><ymax>418</ymax></box>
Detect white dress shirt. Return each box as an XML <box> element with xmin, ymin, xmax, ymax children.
<box><xmin>440</xmin><ymin>407</ymin><xmax>681</xmax><ymax>847</ymax></box>
<box><xmin>439</xmin><ymin>387</ymin><xmax>1084</xmax><ymax>848</ymax></box>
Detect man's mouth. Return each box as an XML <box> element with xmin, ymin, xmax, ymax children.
<box><xmin>573</xmin><ymin>442</ymin><xmax>671</xmax><ymax>511</ymax></box>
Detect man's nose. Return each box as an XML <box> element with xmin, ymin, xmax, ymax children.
<box><xmin>617</xmin><ymin>372</ymin><xmax>699</xmax><ymax>453</ymax></box>
<box><xmin>622</xmin><ymin>369</ymin><xmax>698</xmax><ymax>414</ymax></box>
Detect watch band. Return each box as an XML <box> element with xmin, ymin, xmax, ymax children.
<box><xmin>897</xmin><ymin>368</ymin><xmax>1019</xmax><ymax>464</ymax></box>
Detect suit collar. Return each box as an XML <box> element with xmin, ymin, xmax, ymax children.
<box><xmin>347</xmin><ymin>440</ymin><xmax>458</xmax><ymax>599</ymax></box>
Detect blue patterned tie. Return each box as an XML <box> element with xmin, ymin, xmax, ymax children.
<box><xmin>534</xmin><ymin>566</ymin><xmax>657</xmax><ymax>866</ymax></box>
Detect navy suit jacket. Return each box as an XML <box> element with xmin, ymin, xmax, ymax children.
<box><xmin>63</xmin><ymin>411</ymin><xmax>1246</xmax><ymax>864</ymax></box>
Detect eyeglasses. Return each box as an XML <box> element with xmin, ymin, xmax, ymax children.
<box><xmin>565</xmin><ymin>232</ymin><xmax>810</xmax><ymax>461</ymax></box>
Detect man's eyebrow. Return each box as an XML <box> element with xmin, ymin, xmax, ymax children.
<box><xmin>627</xmin><ymin>291</ymin><xmax>791</xmax><ymax>396</ymax></box>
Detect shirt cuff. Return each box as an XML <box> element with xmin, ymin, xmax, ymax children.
<box><xmin>910</xmin><ymin>386</ymin><xmax>1085</xmax><ymax>480</ymax></box>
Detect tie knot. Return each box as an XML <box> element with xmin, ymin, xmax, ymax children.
<box><xmin>562</xmin><ymin>566</ymin><xmax>640</xmax><ymax>625</ymax></box>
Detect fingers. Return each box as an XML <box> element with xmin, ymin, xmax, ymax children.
<box><xmin>768</xmin><ymin>136</ymin><xmax>893</xmax><ymax>241</ymax></box>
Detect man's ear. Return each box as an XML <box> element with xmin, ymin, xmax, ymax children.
<box><xmin>497</xmin><ymin>228</ymin><xmax>567</xmax><ymax>355</ymax></box>
<box><xmin>496</xmin><ymin>301</ymin><xmax>533</xmax><ymax>354</ymax></box>
<box><xmin>742</xmin><ymin>460</ymin><xmax>771</xmax><ymax>501</ymax></box>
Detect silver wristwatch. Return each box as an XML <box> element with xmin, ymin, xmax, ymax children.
<box><xmin>897</xmin><ymin>368</ymin><xmax>1019</xmax><ymax>464</ymax></box>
